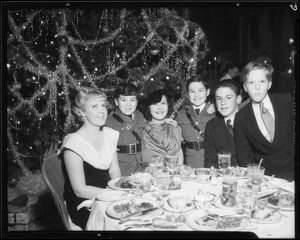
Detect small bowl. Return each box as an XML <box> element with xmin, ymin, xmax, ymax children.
<box><xmin>194</xmin><ymin>192</ymin><xmax>215</xmax><ymax>209</ymax></box>
<box><xmin>168</xmin><ymin>194</ymin><xmax>189</xmax><ymax>209</ymax></box>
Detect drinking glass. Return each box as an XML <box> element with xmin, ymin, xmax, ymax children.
<box><xmin>238</xmin><ymin>184</ymin><xmax>258</xmax><ymax>230</ymax></box>
<box><xmin>149</xmin><ymin>156</ymin><xmax>164</xmax><ymax>176</ymax></box>
<box><xmin>153</xmin><ymin>167</ymin><xmax>170</xmax><ymax>191</ymax></box>
<box><xmin>180</xmin><ymin>165</ymin><xmax>193</xmax><ymax>181</ymax></box>
<box><xmin>217</xmin><ymin>151</ymin><xmax>232</xmax><ymax>174</ymax></box>
<box><xmin>247</xmin><ymin>164</ymin><xmax>265</xmax><ymax>193</ymax></box>
<box><xmin>221</xmin><ymin>175</ymin><xmax>238</xmax><ymax>207</ymax></box>
<box><xmin>165</xmin><ymin>155</ymin><xmax>179</xmax><ymax>175</ymax></box>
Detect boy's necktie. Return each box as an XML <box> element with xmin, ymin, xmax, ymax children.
<box><xmin>226</xmin><ymin>119</ymin><xmax>234</xmax><ymax>137</ymax></box>
<box><xmin>260</xmin><ymin>102</ymin><xmax>275</xmax><ymax>142</ymax></box>
<box><xmin>195</xmin><ymin>108</ymin><xmax>200</xmax><ymax>115</ymax></box>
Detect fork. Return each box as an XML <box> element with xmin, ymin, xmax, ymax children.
<box><xmin>123</xmin><ymin>222</ymin><xmax>152</xmax><ymax>231</ymax></box>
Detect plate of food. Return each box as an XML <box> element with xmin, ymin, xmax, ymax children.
<box><xmin>150</xmin><ymin>214</ymin><xmax>187</xmax><ymax>230</ymax></box>
<box><xmin>186</xmin><ymin>209</ymin><xmax>248</xmax><ymax>231</ymax></box>
<box><xmin>106</xmin><ymin>197</ymin><xmax>159</xmax><ymax>219</ymax></box>
<box><xmin>250</xmin><ymin>206</ymin><xmax>282</xmax><ymax>224</ymax></box>
<box><xmin>96</xmin><ymin>190</ymin><xmax>128</xmax><ymax>202</ymax></box>
<box><xmin>164</xmin><ymin>194</ymin><xmax>194</xmax><ymax>213</ymax></box>
<box><xmin>107</xmin><ymin>177</ymin><xmax>136</xmax><ymax>191</ymax></box>
<box><xmin>266</xmin><ymin>192</ymin><xmax>295</xmax><ymax>211</ymax></box>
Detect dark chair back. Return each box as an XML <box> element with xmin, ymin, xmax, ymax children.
<box><xmin>41</xmin><ymin>152</ymin><xmax>71</xmax><ymax>230</ymax></box>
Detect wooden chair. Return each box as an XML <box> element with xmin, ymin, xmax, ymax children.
<box><xmin>41</xmin><ymin>149</ymin><xmax>82</xmax><ymax>230</ymax></box>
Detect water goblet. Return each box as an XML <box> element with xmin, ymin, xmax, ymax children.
<box><xmin>238</xmin><ymin>184</ymin><xmax>258</xmax><ymax>230</ymax></box>
<box><xmin>180</xmin><ymin>165</ymin><xmax>193</xmax><ymax>181</ymax></box>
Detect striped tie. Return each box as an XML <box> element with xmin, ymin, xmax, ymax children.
<box><xmin>226</xmin><ymin>119</ymin><xmax>234</xmax><ymax>137</ymax></box>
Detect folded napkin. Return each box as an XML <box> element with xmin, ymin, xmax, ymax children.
<box><xmin>77</xmin><ymin>198</ymin><xmax>94</xmax><ymax>211</ymax></box>
<box><xmin>269</xmin><ymin>178</ymin><xmax>295</xmax><ymax>193</ymax></box>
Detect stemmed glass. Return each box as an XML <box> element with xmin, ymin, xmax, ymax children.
<box><xmin>238</xmin><ymin>184</ymin><xmax>258</xmax><ymax>230</ymax></box>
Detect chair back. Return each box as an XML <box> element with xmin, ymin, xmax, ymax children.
<box><xmin>41</xmin><ymin>151</ymin><xmax>71</xmax><ymax>230</ymax></box>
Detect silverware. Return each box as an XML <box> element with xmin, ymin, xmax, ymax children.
<box><xmin>262</xmin><ymin>208</ymin><xmax>281</xmax><ymax>219</ymax></box>
<box><xmin>123</xmin><ymin>223</ymin><xmax>152</xmax><ymax>231</ymax></box>
<box><xmin>119</xmin><ymin>207</ymin><xmax>159</xmax><ymax>224</ymax></box>
<box><xmin>257</xmin><ymin>190</ymin><xmax>278</xmax><ymax>200</ymax></box>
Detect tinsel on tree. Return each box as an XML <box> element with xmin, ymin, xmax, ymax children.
<box><xmin>6</xmin><ymin>7</ymin><xmax>209</xmax><ymax>183</ymax></box>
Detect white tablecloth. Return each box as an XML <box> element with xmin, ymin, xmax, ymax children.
<box><xmin>85</xmin><ymin>176</ymin><xmax>295</xmax><ymax>238</ymax></box>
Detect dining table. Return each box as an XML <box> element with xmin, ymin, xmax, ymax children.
<box><xmin>82</xmin><ymin>170</ymin><xmax>295</xmax><ymax>238</ymax></box>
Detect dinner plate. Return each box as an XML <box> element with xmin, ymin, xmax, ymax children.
<box><xmin>106</xmin><ymin>197</ymin><xmax>159</xmax><ymax>219</ymax></box>
<box><xmin>266</xmin><ymin>192</ymin><xmax>295</xmax><ymax>211</ymax></box>
<box><xmin>96</xmin><ymin>190</ymin><xmax>128</xmax><ymax>202</ymax></box>
<box><xmin>142</xmin><ymin>191</ymin><xmax>169</xmax><ymax>202</ymax></box>
<box><xmin>150</xmin><ymin>222</ymin><xmax>187</xmax><ymax>231</ymax></box>
<box><xmin>107</xmin><ymin>177</ymin><xmax>136</xmax><ymax>191</ymax></box>
<box><xmin>251</xmin><ymin>209</ymin><xmax>282</xmax><ymax>224</ymax></box>
<box><xmin>216</xmin><ymin>167</ymin><xmax>247</xmax><ymax>178</ymax></box>
<box><xmin>186</xmin><ymin>209</ymin><xmax>248</xmax><ymax>231</ymax></box>
<box><xmin>164</xmin><ymin>199</ymin><xmax>194</xmax><ymax>213</ymax></box>
<box><xmin>214</xmin><ymin>196</ymin><xmax>243</xmax><ymax>211</ymax></box>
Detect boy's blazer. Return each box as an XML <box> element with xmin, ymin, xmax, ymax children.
<box><xmin>204</xmin><ymin>116</ymin><xmax>238</xmax><ymax>168</ymax></box>
<box><xmin>234</xmin><ymin>93</ymin><xmax>294</xmax><ymax>181</ymax></box>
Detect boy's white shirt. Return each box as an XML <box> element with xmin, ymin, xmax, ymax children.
<box><xmin>193</xmin><ymin>103</ymin><xmax>205</xmax><ymax>113</ymax></box>
<box><xmin>251</xmin><ymin>94</ymin><xmax>275</xmax><ymax>142</ymax></box>
<box><xmin>224</xmin><ymin>116</ymin><xmax>235</xmax><ymax>127</ymax></box>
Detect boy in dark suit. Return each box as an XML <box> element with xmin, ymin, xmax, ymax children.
<box><xmin>204</xmin><ymin>80</ymin><xmax>242</xmax><ymax>168</ymax></box>
<box><xmin>234</xmin><ymin>60</ymin><xmax>294</xmax><ymax>181</ymax></box>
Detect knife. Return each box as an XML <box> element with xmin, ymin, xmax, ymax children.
<box><xmin>262</xmin><ymin>208</ymin><xmax>281</xmax><ymax>219</ymax></box>
<box><xmin>257</xmin><ymin>190</ymin><xmax>278</xmax><ymax>200</ymax></box>
<box><xmin>119</xmin><ymin>207</ymin><xmax>159</xmax><ymax>224</ymax></box>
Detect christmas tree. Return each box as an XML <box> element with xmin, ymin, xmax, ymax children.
<box><xmin>6</xmin><ymin>7</ymin><xmax>209</xmax><ymax>188</ymax></box>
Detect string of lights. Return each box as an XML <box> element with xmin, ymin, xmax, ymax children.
<box><xmin>7</xmin><ymin>7</ymin><xmax>209</xmax><ymax>176</ymax></box>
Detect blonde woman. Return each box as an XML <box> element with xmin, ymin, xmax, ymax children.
<box><xmin>60</xmin><ymin>86</ymin><xmax>121</xmax><ymax>230</ymax></box>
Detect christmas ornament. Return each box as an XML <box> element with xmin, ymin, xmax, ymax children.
<box><xmin>150</xmin><ymin>48</ymin><xmax>160</xmax><ymax>55</ymax></box>
<box><xmin>175</xmin><ymin>83</ymin><xmax>182</xmax><ymax>93</ymax></box>
<box><xmin>116</xmin><ymin>35</ymin><xmax>126</xmax><ymax>48</ymax></box>
<box><xmin>150</xmin><ymin>39</ymin><xmax>160</xmax><ymax>49</ymax></box>
<box><xmin>8</xmin><ymin>178</ymin><xmax>18</xmax><ymax>188</ymax></box>
<box><xmin>103</xmin><ymin>27</ymin><xmax>109</xmax><ymax>33</ymax></box>
<box><xmin>25</xmin><ymin>108</ymin><xmax>35</xmax><ymax>119</ymax></box>
<box><xmin>57</xmin><ymin>35</ymin><xmax>68</xmax><ymax>46</ymax></box>
<box><xmin>33</xmin><ymin>139</ymin><xmax>42</xmax><ymax>147</ymax></box>
<box><xmin>12</xmin><ymin>82</ymin><xmax>21</xmax><ymax>90</ymax></box>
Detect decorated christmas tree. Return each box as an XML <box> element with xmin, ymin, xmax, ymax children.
<box><xmin>6</xmin><ymin>7</ymin><xmax>209</xmax><ymax>189</ymax></box>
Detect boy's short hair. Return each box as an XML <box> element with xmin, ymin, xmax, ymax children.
<box><xmin>186</xmin><ymin>74</ymin><xmax>210</xmax><ymax>91</ymax></box>
<box><xmin>214</xmin><ymin>79</ymin><xmax>242</xmax><ymax>97</ymax></box>
<box><xmin>113</xmin><ymin>83</ymin><xmax>138</xmax><ymax>99</ymax></box>
<box><xmin>240</xmin><ymin>60</ymin><xmax>274</xmax><ymax>84</ymax></box>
